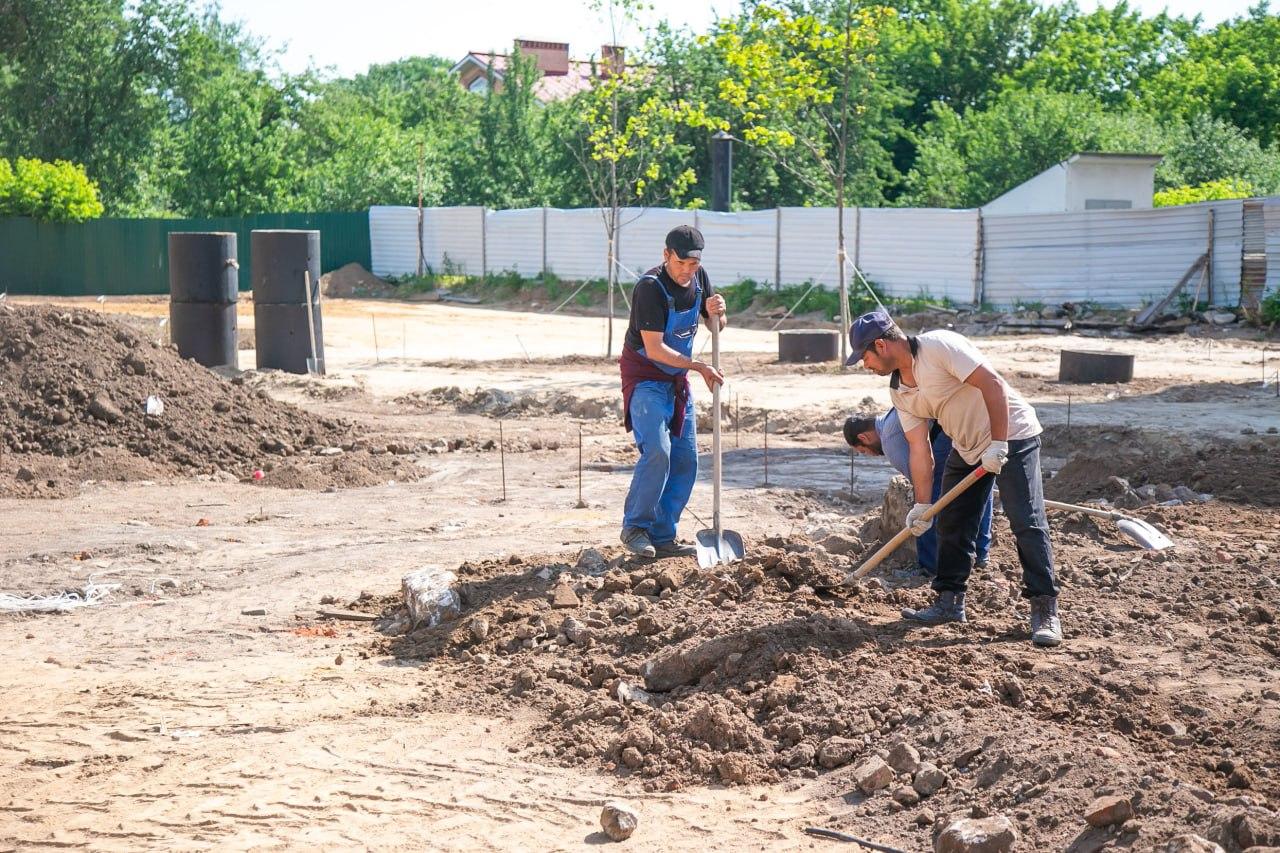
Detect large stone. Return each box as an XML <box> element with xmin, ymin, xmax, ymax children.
<box><xmin>934</xmin><ymin>816</ymin><xmax>1018</xmax><ymax>853</ymax></box>
<box><xmin>817</xmin><ymin>737</ymin><xmax>860</xmax><ymax>770</ymax></box>
<box><xmin>401</xmin><ymin>566</ymin><xmax>460</xmax><ymax>628</ymax></box>
<box><xmin>576</xmin><ymin>548</ymin><xmax>607</xmax><ymax>573</ymax></box>
<box><xmin>879</xmin><ymin>475</ymin><xmax>917</xmax><ymax>563</ymax></box>
<box><xmin>1084</xmin><ymin>795</ymin><xmax>1134</xmax><ymax>827</ymax></box>
<box><xmin>888</xmin><ymin>741</ymin><xmax>922</xmax><ymax>775</ymax></box>
<box><xmin>1159</xmin><ymin>835</ymin><xmax>1224</xmax><ymax>853</ymax></box>
<box><xmin>819</xmin><ymin>532</ymin><xmax>863</xmax><ymax>555</ymax></box>
<box><xmin>550</xmin><ymin>581</ymin><xmax>581</xmax><ymax>609</ymax></box>
<box><xmin>88</xmin><ymin>392</ymin><xmax>124</xmax><ymax>423</ymax></box>
<box><xmin>600</xmin><ymin>800</ymin><xmax>639</xmax><ymax>842</ymax></box>
<box><xmin>852</xmin><ymin>755</ymin><xmax>894</xmax><ymax>794</ymax></box>
<box><xmin>913</xmin><ymin>762</ymin><xmax>949</xmax><ymax>797</ymax></box>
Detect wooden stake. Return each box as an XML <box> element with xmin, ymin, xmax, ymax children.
<box><xmin>735</xmin><ymin>394</ymin><xmax>740</xmax><ymax>449</ymax></box>
<box><xmin>577</xmin><ymin>425</ymin><xmax>585</xmax><ymax>508</ymax></box>
<box><xmin>499</xmin><ymin>420</ymin><xmax>507</xmax><ymax>502</ymax></box>
<box><xmin>372</xmin><ymin>316</ymin><xmax>380</xmax><ymax>364</ymax></box>
<box><xmin>763</xmin><ymin>411</ymin><xmax>769</xmax><ymax>487</ymax></box>
<box><xmin>1067</xmin><ymin>394</ymin><xmax>1072</xmax><ymax>431</ymax></box>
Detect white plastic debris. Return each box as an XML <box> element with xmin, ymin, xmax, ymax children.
<box><xmin>145</xmin><ymin>395</ymin><xmax>165</xmax><ymax>416</ymax></box>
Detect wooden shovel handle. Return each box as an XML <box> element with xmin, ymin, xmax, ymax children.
<box><xmin>838</xmin><ymin>467</ymin><xmax>990</xmax><ymax>586</ymax></box>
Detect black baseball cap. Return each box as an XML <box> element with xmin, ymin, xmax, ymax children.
<box><xmin>665</xmin><ymin>225</ymin><xmax>704</xmax><ymax>259</ymax></box>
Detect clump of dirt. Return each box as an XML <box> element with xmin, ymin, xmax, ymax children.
<box><xmin>0</xmin><ymin>304</ymin><xmax>414</xmax><ymax>496</ymax></box>
<box><xmin>319</xmin><ymin>262</ymin><xmax>396</xmax><ymax>298</ymax></box>
<box><xmin>1045</xmin><ymin>426</ymin><xmax>1280</xmax><ymax>507</ymax></box>
<box><xmin>380</xmin><ymin>502</ymin><xmax>1280</xmax><ymax>850</ymax></box>
<box><xmin>401</xmin><ymin>386</ymin><xmax>620</xmax><ymax>421</ymax></box>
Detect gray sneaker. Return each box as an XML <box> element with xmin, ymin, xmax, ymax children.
<box><xmin>652</xmin><ymin>540</ymin><xmax>696</xmax><ymax>557</ymax></box>
<box><xmin>901</xmin><ymin>591</ymin><xmax>967</xmax><ymax>624</ymax></box>
<box><xmin>1030</xmin><ymin>595</ymin><xmax>1062</xmax><ymax>647</ymax></box>
<box><xmin>620</xmin><ymin>527</ymin><xmax>656</xmax><ymax>558</ymax></box>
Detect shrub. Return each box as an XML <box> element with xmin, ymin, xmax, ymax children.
<box><xmin>0</xmin><ymin>157</ymin><xmax>105</xmax><ymax>222</ymax></box>
<box><xmin>1153</xmin><ymin>178</ymin><xmax>1255</xmax><ymax>208</ymax></box>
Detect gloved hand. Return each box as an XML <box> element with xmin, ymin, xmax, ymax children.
<box><xmin>981</xmin><ymin>439</ymin><xmax>1009</xmax><ymax>474</ymax></box>
<box><xmin>906</xmin><ymin>502</ymin><xmax>934</xmax><ymax>536</ymax></box>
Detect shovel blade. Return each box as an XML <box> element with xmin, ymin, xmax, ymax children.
<box><xmin>1117</xmin><ymin>517</ymin><xmax>1175</xmax><ymax>550</ymax></box>
<box><xmin>695</xmin><ymin>528</ymin><xmax>745</xmax><ymax>568</ymax></box>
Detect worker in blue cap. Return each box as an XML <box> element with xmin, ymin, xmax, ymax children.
<box><xmin>846</xmin><ymin>310</ymin><xmax>1062</xmax><ymax>647</ymax></box>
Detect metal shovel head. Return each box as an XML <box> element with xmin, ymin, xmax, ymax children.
<box><xmin>696</xmin><ymin>527</ymin><xmax>745</xmax><ymax>568</ymax></box>
<box><xmin>1117</xmin><ymin>517</ymin><xmax>1175</xmax><ymax>551</ymax></box>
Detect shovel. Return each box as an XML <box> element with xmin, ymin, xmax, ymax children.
<box><xmin>815</xmin><ymin>467</ymin><xmax>990</xmax><ymax>590</ymax></box>
<box><xmin>1042</xmin><ymin>498</ymin><xmax>1174</xmax><ymax>550</ymax></box>
<box><xmin>696</xmin><ymin>320</ymin><xmax>744</xmax><ymax>568</ymax></box>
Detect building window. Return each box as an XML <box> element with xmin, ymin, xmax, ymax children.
<box><xmin>468</xmin><ymin>76</ymin><xmax>490</xmax><ymax>94</ymax></box>
<box><xmin>1085</xmin><ymin>199</ymin><xmax>1132</xmax><ymax>210</ymax></box>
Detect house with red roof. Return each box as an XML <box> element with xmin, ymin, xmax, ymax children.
<box><xmin>450</xmin><ymin>39</ymin><xmax>625</xmax><ymax>101</ymax></box>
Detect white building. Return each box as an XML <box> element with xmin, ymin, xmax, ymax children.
<box><xmin>981</xmin><ymin>152</ymin><xmax>1163</xmax><ymax>215</ymax></box>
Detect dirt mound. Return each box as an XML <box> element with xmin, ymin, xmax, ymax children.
<box><xmin>380</xmin><ymin>501</ymin><xmax>1280</xmax><ymax>849</ymax></box>
<box><xmin>319</xmin><ymin>262</ymin><xmax>396</xmax><ymax>298</ymax></box>
<box><xmin>1046</xmin><ymin>427</ymin><xmax>1280</xmax><ymax>507</ymax></box>
<box><xmin>403</xmin><ymin>386</ymin><xmax>620</xmax><ymax>421</ymax></box>
<box><xmin>0</xmin><ymin>304</ymin><xmax>413</xmax><ymax>496</ymax></box>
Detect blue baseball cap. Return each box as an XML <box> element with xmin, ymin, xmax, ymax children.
<box><xmin>845</xmin><ymin>310</ymin><xmax>894</xmax><ymax>366</ymax></box>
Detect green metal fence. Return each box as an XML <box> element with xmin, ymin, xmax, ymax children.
<box><xmin>0</xmin><ymin>211</ymin><xmax>371</xmax><ymax>296</ymax></box>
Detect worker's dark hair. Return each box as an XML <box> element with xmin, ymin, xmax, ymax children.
<box><xmin>843</xmin><ymin>415</ymin><xmax>877</xmax><ymax>447</ymax></box>
<box><xmin>881</xmin><ymin>324</ymin><xmax>908</xmax><ymax>343</ymax></box>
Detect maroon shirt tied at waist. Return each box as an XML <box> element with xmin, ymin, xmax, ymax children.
<box><xmin>619</xmin><ymin>345</ymin><xmax>690</xmax><ymax>436</ymax></box>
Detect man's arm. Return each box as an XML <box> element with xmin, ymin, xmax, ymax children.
<box><xmin>963</xmin><ymin>365</ymin><xmax>1009</xmax><ymax>441</ymax></box>
<box><xmin>904</xmin><ymin>423</ymin><xmax>934</xmax><ymax>503</ymax></box>
<box><xmin>639</xmin><ymin>329</ymin><xmax>723</xmax><ymax>390</ymax></box>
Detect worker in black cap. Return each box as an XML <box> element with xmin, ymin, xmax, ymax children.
<box><xmin>617</xmin><ymin>225</ymin><xmax>727</xmax><ymax>558</ymax></box>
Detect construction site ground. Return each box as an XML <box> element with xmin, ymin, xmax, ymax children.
<box><xmin>2</xmin><ymin>295</ymin><xmax>1278</xmax><ymax>851</ymax></box>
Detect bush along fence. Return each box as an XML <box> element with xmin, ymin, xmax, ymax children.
<box><xmin>0</xmin><ymin>211</ymin><xmax>371</xmax><ymax>297</ymax></box>
<box><xmin>370</xmin><ymin>198</ymin><xmax>1280</xmax><ymax>310</ymax></box>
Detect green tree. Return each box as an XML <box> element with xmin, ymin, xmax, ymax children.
<box><xmin>713</xmin><ymin>0</ymin><xmax>900</xmax><ymax>360</ymax></box>
<box><xmin>1154</xmin><ymin>178</ymin><xmax>1255</xmax><ymax>207</ymax></box>
<box><xmin>0</xmin><ymin>156</ymin><xmax>105</xmax><ymax>220</ymax></box>
<box><xmin>1157</xmin><ymin>113</ymin><xmax>1280</xmax><ymax>193</ymax></box>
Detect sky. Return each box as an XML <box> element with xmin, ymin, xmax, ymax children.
<box><xmin>211</xmin><ymin>0</ymin><xmax>1264</xmax><ymax>79</ymax></box>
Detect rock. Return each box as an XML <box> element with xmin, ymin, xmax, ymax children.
<box><xmin>561</xmin><ymin>617</ymin><xmax>593</xmax><ymax>646</ymax></box>
<box><xmin>1084</xmin><ymin>795</ymin><xmax>1134</xmax><ymax>827</ymax></box>
<box><xmin>576</xmin><ymin>548</ymin><xmax>607</xmax><ymax>573</ymax></box>
<box><xmin>657</xmin><ymin>565</ymin><xmax>688</xmax><ymax>591</ymax></box>
<box><xmin>515</xmin><ymin>668</ymin><xmax>537</xmax><ymax>689</ymax></box>
<box><xmin>819</xmin><ymin>532</ymin><xmax>863</xmax><ymax>555</ymax></box>
<box><xmin>913</xmin><ymin>763</ymin><xmax>948</xmax><ymax>797</ymax></box>
<box><xmin>782</xmin><ymin>743</ymin><xmax>816</xmax><ymax>769</ymax></box>
<box><xmin>717</xmin><ymin>753</ymin><xmax>753</xmax><ymax>784</ymax></box>
<box><xmin>550</xmin><ymin>582</ymin><xmax>581</xmax><ymax>609</ymax></box>
<box><xmin>888</xmin><ymin>742</ymin><xmax>922</xmax><ymax>775</ymax></box>
<box><xmin>880</xmin><ymin>476</ymin><xmax>918</xmax><ymax>564</ymax></box>
<box><xmin>1228</xmin><ymin>767</ymin><xmax>1256</xmax><ymax>789</ymax></box>
<box><xmin>401</xmin><ymin>566</ymin><xmax>460</xmax><ymax>628</ymax></box>
<box><xmin>15</xmin><ymin>466</ymin><xmax>35</xmax><ymax>482</ymax></box>
<box><xmin>852</xmin><ymin>755</ymin><xmax>894</xmax><ymax>794</ymax></box>
<box><xmin>1160</xmin><ymin>835</ymin><xmax>1224</xmax><ymax>853</ymax></box>
<box><xmin>893</xmin><ymin>785</ymin><xmax>921</xmax><ymax>806</ymax></box>
<box><xmin>468</xmin><ymin>616</ymin><xmax>490</xmax><ymax>642</ymax></box>
<box><xmin>935</xmin><ymin>816</ymin><xmax>1018</xmax><ymax>853</ymax></box>
<box><xmin>817</xmin><ymin>736</ymin><xmax>860</xmax><ymax>769</ymax></box>
<box><xmin>614</xmin><ymin>681</ymin><xmax>655</xmax><ymax>707</ymax></box>
<box><xmin>600</xmin><ymin>800</ymin><xmax>639</xmax><ymax>842</ymax></box>
<box><xmin>88</xmin><ymin>393</ymin><xmax>123</xmax><ymax>423</ymax></box>
<box><xmin>1208</xmin><ymin>311</ymin><xmax>1238</xmax><ymax>325</ymax></box>
<box><xmin>633</xmin><ymin>577</ymin><xmax>659</xmax><ymax>597</ymax></box>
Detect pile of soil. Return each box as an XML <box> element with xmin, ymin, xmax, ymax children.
<box><xmin>319</xmin><ymin>262</ymin><xmax>397</xmax><ymax>298</ymax></box>
<box><xmin>0</xmin><ymin>304</ymin><xmax>415</xmax><ymax>496</ymax></box>
<box><xmin>400</xmin><ymin>386</ymin><xmax>621</xmax><ymax>421</ymax></box>
<box><xmin>380</xmin><ymin>502</ymin><xmax>1280</xmax><ymax>850</ymax></box>
<box><xmin>1045</xmin><ymin>426</ymin><xmax>1280</xmax><ymax>507</ymax></box>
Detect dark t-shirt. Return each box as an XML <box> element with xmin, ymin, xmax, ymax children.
<box><xmin>623</xmin><ymin>265</ymin><xmax>714</xmax><ymax>353</ymax></box>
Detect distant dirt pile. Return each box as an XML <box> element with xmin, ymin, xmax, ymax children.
<box><xmin>382</xmin><ymin>501</ymin><xmax>1280</xmax><ymax>850</ymax></box>
<box><xmin>319</xmin><ymin>262</ymin><xmax>397</xmax><ymax>298</ymax></box>
<box><xmin>0</xmin><ymin>304</ymin><xmax>414</xmax><ymax>496</ymax></box>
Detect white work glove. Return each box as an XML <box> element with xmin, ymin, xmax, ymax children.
<box><xmin>906</xmin><ymin>502</ymin><xmax>934</xmax><ymax>536</ymax></box>
<box><xmin>981</xmin><ymin>440</ymin><xmax>1009</xmax><ymax>475</ymax></box>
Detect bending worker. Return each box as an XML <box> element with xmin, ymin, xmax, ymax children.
<box><xmin>847</xmin><ymin>310</ymin><xmax>1062</xmax><ymax>647</ymax></box>
<box><xmin>844</xmin><ymin>408</ymin><xmax>993</xmax><ymax>577</ymax></box>
<box><xmin>618</xmin><ymin>225</ymin><xmax>727</xmax><ymax>559</ymax></box>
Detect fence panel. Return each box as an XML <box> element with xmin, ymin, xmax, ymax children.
<box><xmin>368</xmin><ymin>206</ymin><xmax>419</xmax><ymax>277</ymax></box>
<box><xmin>1266</xmin><ymin>199</ymin><xmax>1280</xmax><ymax>296</ymax></box>
<box><xmin>545</xmin><ymin>208</ymin><xmax>609</xmax><ymax>281</ymax></box>
<box><xmin>696</xmin><ymin>209</ymin><xmax>777</xmax><ymax>286</ymax></box>
<box><xmin>484</xmin><ymin>208</ymin><xmax>543</xmax><ymax>275</ymax></box>
<box><xmin>858</xmin><ymin>208</ymin><xmax>978</xmax><ymax>303</ymax></box>
<box><xmin>778</xmin><ymin>207</ymin><xmax>838</xmax><ymax>287</ymax></box>
<box><xmin>983</xmin><ymin>205</ymin><xmax>1214</xmax><ymax>307</ymax></box>
<box><xmin>0</xmin><ymin>211</ymin><xmax>371</xmax><ymax>296</ymax></box>
<box><xmin>617</xmin><ymin>208</ymin><xmax>688</xmax><ymax>281</ymax></box>
<box><xmin>1205</xmin><ymin>200</ymin><xmax>1244</xmax><ymax>306</ymax></box>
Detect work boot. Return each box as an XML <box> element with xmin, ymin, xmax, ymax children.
<box><xmin>620</xmin><ymin>527</ymin><xmax>656</xmax><ymax>559</ymax></box>
<box><xmin>901</xmin><ymin>591</ymin><xmax>967</xmax><ymax>624</ymax></box>
<box><xmin>652</xmin><ymin>540</ymin><xmax>696</xmax><ymax>558</ymax></box>
<box><xmin>1029</xmin><ymin>595</ymin><xmax>1063</xmax><ymax>647</ymax></box>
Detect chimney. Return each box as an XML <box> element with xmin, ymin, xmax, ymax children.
<box><xmin>601</xmin><ymin>44</ymin><xmax>625</xmax><ymax>77</ymax></box>
<box><xmin>515</xmin><ymin>39</ymin><xmax>569</xmax><ymax>76</ymax></box>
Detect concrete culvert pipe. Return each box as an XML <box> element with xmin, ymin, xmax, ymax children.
<box><xmin>1058</xmin><ymin>350</ymin><xmax>1134</xmax><ymax>384</ymax></box>
<box><xmin>778</xmin><ymin>329</ymin><xmax>840</xmax><ymax>363</ymax></box>
<box><xmin>167</xmin><ymin>231</ymin><xmax>239</xmax><ymax>369</ymax></box>
<box><xmin>251</xmin><ymin>229</ymin><xmax>324</xmax><ymax>375</ymax></box>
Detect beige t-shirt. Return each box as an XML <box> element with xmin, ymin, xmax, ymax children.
<box><xmin>888</xmin><ymin>330</ymin><xmax>1041</xmax><ymax>465</ymax></box>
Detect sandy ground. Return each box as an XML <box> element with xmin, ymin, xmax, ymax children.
<box><xmin>2</xmin><ymin>296</ymin><xmax>1278</xmax><ymax>850</ymax></box>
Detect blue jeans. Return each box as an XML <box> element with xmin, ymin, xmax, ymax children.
<box><xmin>622</xmin><ymin>380</ymin><xmax>698</xmax><ymax>544</ymax></box>
<box><xmin>917</xmin><ymin>432</ymin><xmax>992</xmax><ymax>573</ymax></box>
<box><xmin>936</xmin><ymin>436</ymin><xmax>1058</xmax><ymax>599</ymax></box>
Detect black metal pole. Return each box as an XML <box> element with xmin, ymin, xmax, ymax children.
<box><xmin>711</xmin><ymin>131</ymin><xmax>734</xmax><ymax>212</ymax></box>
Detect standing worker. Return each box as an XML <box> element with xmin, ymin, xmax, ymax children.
<box><xmin>844</xmin><ymin>408</ymin><xmax>993</xmax><ymax>577</ymax></box>
<box><xmin>847</xmin><ymin>310</ymin><xmax>1062</xmax><ymax>647</ymax></box>
<box><xmin>618</xmin><ymin>225</ymin><xmax>728</xmax><ymax>558</ymax></box>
